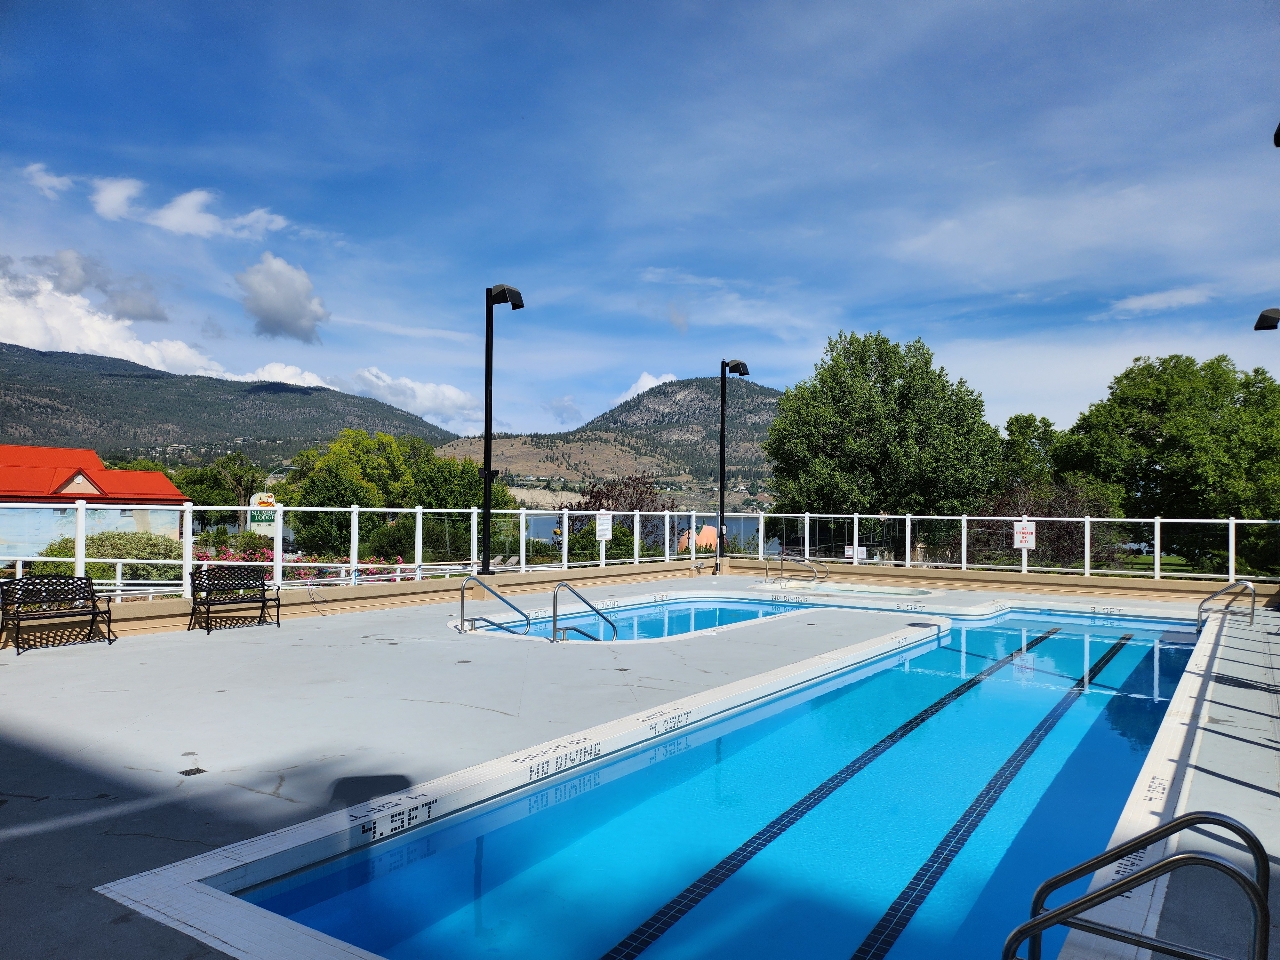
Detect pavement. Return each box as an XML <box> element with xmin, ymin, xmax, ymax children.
<box><xmin>0</xmin><ymin>575</ymin><xmax>931</xmax><ymax>960</ymax></box>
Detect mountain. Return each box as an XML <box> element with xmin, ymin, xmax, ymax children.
<box><xmin>0</xmin><ymin>343</ymin><xmax>457</xmax><ymax>463</ymax></box>
<box><xmin>439</xmin><ymin>377</ymin><xmax>783</xmax><ymax>483</ymax></box>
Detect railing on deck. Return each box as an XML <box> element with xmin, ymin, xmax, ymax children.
<box><xmin>3</xmin><ymin>500</ymin><xmax>1279</xmax><ymax>598</ymax></box>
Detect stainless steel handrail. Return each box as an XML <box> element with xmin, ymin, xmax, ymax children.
<box><xmin>458</xmin><ymin>575</ymin><xmax>530</xmax><ymax>635</ymax></box>
<box><xmin>552</xmin><ymin>582</ymin><xmax>618</xmax><ymax>642</ymax></box>
<box><xmin>1012</xmin><ymin>810</ymin><xmax>1270</xmax><ymax>960</ymax></box>
<box><xmin>1197</xmin><ymin>580</ymin><xmax>1256</xmax><ymax>633</ymax></box>
<box><xmin>764</xmin><ymin>554</ymin><xmax>828</xmax><ymax>582</ymax></box>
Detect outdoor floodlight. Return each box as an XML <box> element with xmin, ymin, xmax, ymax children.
<box><xmin>480</xmin><ymin>284</ymin><xmax>525</xmax><ymax>576</ymax></box>
<box><xmin>1255</xmin><ymin>309</ymin><xmax>1280</xmax><ymax>331</ymax></box>
<box><xmin>490</xmin><ymin>284</ymin><xmax>524</xmax><ymax>310</ymax></box>
<box><xmin>717</xmin><ymin>358</ymin><xmax>751</xmax><ymax>574</ymax></box>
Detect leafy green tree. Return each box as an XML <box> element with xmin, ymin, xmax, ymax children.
<box><xmin>1001</xmin><ymin>414</ymin><xmax>1059</xmax><ymax>490</ymax></box>
<box><xmin>279</xmin><ymin>430</ymin><xmax>514</xmax><ymax>557</ymax></box>
<box><xmin>1055</xmin><ymin>354</ymin><xmax>1280</xmax><ymax>571</ymax></box>
<box><xmin>763</xmin><ymin>331</ymin><xmax>1002</xmax><ymax>514</ymax></box>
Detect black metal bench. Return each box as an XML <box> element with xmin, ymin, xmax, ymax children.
<box><xmin>0</xmin><ymin>575</ymin><xmax>114</xmax><ymax>655</ymax></box>
<box><xmin>188</xmin><ymin>567</ymin><xmax>281</xmax><ymax>634</ymax></box>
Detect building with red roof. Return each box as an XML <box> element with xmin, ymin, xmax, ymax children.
<box><xmin>0</xmin><ymin>445</ymin><xmax>187</xmax><ymax>505</ymax></box>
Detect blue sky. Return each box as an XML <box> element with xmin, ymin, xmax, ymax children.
<box><xmin>1</xmin><ymin>1</ymin><xmax>1278</xmax><ymax>436</ymax></box>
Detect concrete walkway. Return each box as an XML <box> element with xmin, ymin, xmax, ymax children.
<box><xmin>0</xmin><ymin>576</ymin><xmax>926</xmax><ymax>960</ymax></box>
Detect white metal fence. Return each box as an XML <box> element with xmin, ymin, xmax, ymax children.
<box><xmin>2</xmin><ymin>500</ymin><xmax>1277</xmax><ymax>597</ymax></box>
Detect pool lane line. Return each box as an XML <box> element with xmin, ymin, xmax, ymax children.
<box><xmin>848</xmin><ymin>633</ymin><xmax>1133</xmax><ymax>960</ymax></box>
<box><xmin>598</xmin><ymin>627</ymin><xmax>1062</xmax><ymax>960</ymax></box>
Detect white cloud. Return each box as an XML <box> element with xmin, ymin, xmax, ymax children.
<box><xmin>91</xmin><ymin>178</ymin><xmax>145</xmax><ymax>220</ymax></box>
<box><xmin>542</xmin><ymin>395</ymin><xmax>582</xmax><ymax>424</ymax></box>
<box><xmin>1106</xmin><ymin>286</ymin><xmax>1211</xmax><ymax>316</ymax></box>
<box><xmin>24</xmin><ymin>249</ymin><xmax>109</xmax><ymax>295</ymax></box>
<box><xmin>235</xmin><ymin>252</ymin><xmax>328</xmax><ymax>343</ymax></box>
<box><xmin>23</xmin><ymin>163</ymin><xmax>73</xmax><ymax>199</ymax></box>
<box><xmin>0</xmin><ymin>273</ymin><xmax>326</xmax><ymax>387</ymax></box>
<box><xmin>351</xmin><ymin>366</ymin><xmax>480</xmax><ymax>431</ymax></box>
<box><xmin>224</xmin><ymin>363</ymin><xmax>330</xmax><ymax>388</ymax></box>
<box><xmin>615</xmin><ymin>371</ymin><xmax>677</xmax><ymax>404</ymax></box>
<box><xmin>88</xmin><ymin>177</ymin><xmax>288</xmax><ymax>239</ymax></box>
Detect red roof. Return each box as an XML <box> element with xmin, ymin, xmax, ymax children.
<box><xmin>0</xmin><ymin>445</ymin><xmax>187</xmax><ymax>504</ymax></box>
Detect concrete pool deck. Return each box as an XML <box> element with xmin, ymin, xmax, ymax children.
<box><xmin>0</xmin><ymin>571</ymin><xmax>1266</xmax><ymax>959</ymax></box>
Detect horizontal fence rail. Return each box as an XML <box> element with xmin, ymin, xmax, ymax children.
<box><xmin>2</xmin><ymin>500</ymin><xmax>1277</xmax><ymax>598</ymax></box>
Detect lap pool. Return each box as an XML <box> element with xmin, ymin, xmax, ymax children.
<box><xmin>241</xmin><ymin>613</ymin><xmax>1194</xmax><ymax>960</ymax></box>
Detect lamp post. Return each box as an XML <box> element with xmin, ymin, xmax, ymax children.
<box><xmin>481</xmin><ymin>284</ymin><xmax>524</xmax><ymax>575</ymax></box>
<box><xmin>717</xmin><ymin>359</ymin><xmax>749</xmax><ymax>574</ymax></box>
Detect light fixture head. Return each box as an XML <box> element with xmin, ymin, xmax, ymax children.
<box><xmin>490</xmin><ymin>284</ymin><xmax>524</xmax><ymax>310</ymax></box>
<box><xmin>725</xmin><ymin>359</ymin><xmax>749</xmax><ymax>376</ymax></box>
<box><xmin>1255</xmin><ymin>308</ymin><xmax>1280</xmax><ymax>331</ymax></box>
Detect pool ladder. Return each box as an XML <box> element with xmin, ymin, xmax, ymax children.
<box><xmin>457</xmin><ymin>576</ymin><xmax>531</xmax><ymax>635</ymax></box>
<box><xmin>552</xmin><ymin>582</ymin><xmax>618</xmax><ymax>642</ymax></box>
<box><xmin>764</xmin><ymin>553</ymin><xmax>829</xmax><ymax>583</ymax></box>
<box><xmin>1197</xmin><ymin>580</ymin><xmax>1256</xmax><ymax>633</ymax></box>
<box><xmin>1003</xmin><ymin>811</ymin><xmax>1270</xmax><ymax>960</ymax></box>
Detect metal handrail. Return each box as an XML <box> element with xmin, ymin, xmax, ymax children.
<box><xmin>1014</xmin><ymin>811</ymin><xmax>1270</xmax><ymax>960</ymax></box>
<box><xmin>1197</xmin><ymin>580</ymin><xmax>1256</xmax><ymax>633</ymax></box>
<box><xmin>764</xmin><ymin>554</ymin><xmax>828</xmax><ymax>582</ymax></box>
<box><xmin>1005</xmin><ymin>852</ymin><xmax>1269</xmax><ymax>960</ymax></box>
<box><xmin>458</xmin><ymin>576</ymin><xmax>530</xmax><ymax>635</ymax></box>
<box><xmin>551</xmin><ymin>582</ymin><xmax>618</xmax><ymax>642</ymax></box>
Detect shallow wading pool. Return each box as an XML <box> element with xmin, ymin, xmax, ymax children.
<box><xmin>518</xmin><ymin>597</ymin><xmax>822</xmax><ymax>641</ymax></box>
<box><xmin>240</xmin><ymin>613</ymin><xmax>1194</xmax><ymax>960</ymax></box>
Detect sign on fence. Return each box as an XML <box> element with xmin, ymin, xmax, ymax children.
<box><xmin>595</xmin><ymin>511</ymin><xmax>613</xmax><ymax>541</ymax></box>
<box><xmin>1013</xmin><ymin>521</ymin><xmax>1036</xmax><ymax>550</ymax></box>
<box><xmin>249</xmin><ymin>492</ymin><xmax>276</xmax><ymax>535</ymax></box>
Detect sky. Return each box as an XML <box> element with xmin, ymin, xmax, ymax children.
<box><xmin>1</xmin><ymin>1</ymin><xmax>1278</xmax><ymax>437</ymax></box>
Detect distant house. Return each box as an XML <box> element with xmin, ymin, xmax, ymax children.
<box><xmin>0</xmin><ymin>445</ymin><xmax>185</xmax><ymax>558</ymax></box>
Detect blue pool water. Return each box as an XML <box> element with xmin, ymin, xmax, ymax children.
<box><xmin>520</xmin><ymin>598</ymin><xmax>816</xmax><ymax>640</ymax></box>
<box><xmin>242</xmin><ymin>614</ymin><xmax>1194</xmax><ymax>960</ymax></box>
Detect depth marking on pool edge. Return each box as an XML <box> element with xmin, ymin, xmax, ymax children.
<box><xmin>598</xmin><ymin>627</ymin><xmax>1062</xmax><ymax>960</ymax></box>
<box><xmin>849</xmin><ymin>633</ymin><xmax>1133</xmax><ymax>960</ymax></box>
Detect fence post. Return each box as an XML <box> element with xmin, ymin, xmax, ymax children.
<box><xmin>665</xmin><ymin>511</ymin><xmax>671</xmax><ymax>562</ymax></box>
<box><xmin>960</xmin><ymin>515</ymin><xmax>967</xmax><ymax>571</ymax></box>
<box><xmin>758</xmin><ymin>512</ymin><xmax>765</xmax><ymax>562</ymax></box>
<box><xmin>561</xmin><ymin>508</ymin><xmax>569</xmax><ymax>570</ymax></box>
<box><xmin>115</xmin><ymin>561</ymin><xmax>123</xmax><ymax>600</ymax></box>
<box><xmin>633</xmin><ymin>511</ymin><xmax>640</xmax><ymax>565</ymax></box>
<box><xmin>273</xmin><ymin>503</ymin><xmax>284</xmax><ymax>587</ymax></box>
<box><xmin>182</xmin><ymin>501</ymin><xmax>194</xmax><ymax>598</ymax></box>
<box><xmin>470</xmin><ymin>506</ymin><xmax>478</xmax><ymax>573</ymax></box>
<box><xmin>1084</xmin><ymin>516</ymin><xmax>1091</xmax><ymax>576</ymax></box>
<box><xmin>905</xmin><ymin>514</ymin><xmax>912</xmax><ymax>569</ymax></box>
<box><xmin>1223</xmin><ymin>522</ymin><xmax>1233</xmax><ymax>583</ymax></box>
<box><xmin>74</xmin><ymin>499</ymin><xmax>87</xmax><ymax>578</ymax></box>
<box><xmin>690</xmin><ymin>510</ymin><xmax>697</xmax><ymax>561</ymax></box>
<box><xmin>600</xmin><ymin>513</ymin><xmax>607</xmax><ymax>568</ymax></box>
<box><xmin>349</xmin><ymin>505</ymin><xmax>359</xmax><ymax>585</ymax></box>
<box><xmin>803</xmin><ymin>513</ymin><xmax>810</xmax><ymax>559</ymax></box>
<box><xmin>1153</xmin><ymin>517</ymin><xmax>1161</xmax><ymax>580</ymax></box>
<box><xmin>853</xmin><ymin>513</ymin><xmax>860</xmax><ymax>565</ymax></box>
<box><xmin>1021</xmin><ymin>514</ymin><xmax>1028</xmax><ymax>574</ymax></box>
<box><xmin>519</xmin><ymin>507</ymin><xmax>527</xmax><ymax>572</ymax></box>
<box><xmin>414</xmin><ymin>506</ymin><xmax>423</xmax><ymax>580</ymax></box>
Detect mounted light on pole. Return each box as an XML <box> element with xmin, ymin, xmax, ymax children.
<box><xmin>717</xmin><ymin>359</ymin><xmax>749</xmax><ymax>575</ymax></box>
<box><xmin>481</xmin><ymin>284</ymin><xmax>524</xmax><ymax>576</ymax></box>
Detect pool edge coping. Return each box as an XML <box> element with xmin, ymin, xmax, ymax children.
<box><xmin>94</xmin><ymin>615</ymin><xmax>952</xmax><ymax>960</ymax></box>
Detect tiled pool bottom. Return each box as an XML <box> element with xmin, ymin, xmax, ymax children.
<box><xmin>239</xmin><ymin>616</ymin><xmax>1193</xmax><ymax>960</ymax></box>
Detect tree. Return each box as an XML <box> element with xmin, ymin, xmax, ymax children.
<box><xmin>1000</xmin><ymin>414</ymin><xmax>1059</xmax><ymax>490</ymax></box>
<box><xmin>1055</xmin><ymin>354</ymin><xmax>1280</xmax><ymax>572</ymax></box>
<box><xmin>278</xmin><ymin>430</ymin><xmax>515</xmax><ymax>557</ymax></box>
<box><xmin>763</xmin><ymin>331</ymin><xmax>1002</xmax><ymax>514</ymax></box>
<box><xmin>563</xmin><ymin>473</ymin><xmax>677</xmax><ymax>513</ymax></box>
<box><xmin>172</xmin><ymin>453</ymin><xmax>267</xmax><ymax>529</ymax></box>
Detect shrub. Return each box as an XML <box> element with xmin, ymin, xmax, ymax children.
<box><xmin>36</xmin><ymin>531</ymin><xmax>182</xmax><ymax>581</ymax></box>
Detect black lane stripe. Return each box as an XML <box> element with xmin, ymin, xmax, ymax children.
<box><xmin>849</xmin><ymin>633</ymin><xmax>1133</xmax><ymax>960</ymax></box>
<box><xmin>598</xmin><ymin>628</ymin><xmax>1062</xmax><ymax>960</ymax></box>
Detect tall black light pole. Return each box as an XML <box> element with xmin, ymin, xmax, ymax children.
<box><xmin>481</xmin><ymin>284</ymin><xmax>524</xmax><ymax>575</ymax></box>
<box><xmin>717</xmin><ymin>359</ymin><xmax>749</xmax><ymax>574</ymax></box>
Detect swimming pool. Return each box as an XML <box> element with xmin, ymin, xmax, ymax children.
<box><xmin>519</xmin><ymin>598</ymin><xmax>818</xmax><ymax>641</ymax></box>
<box><xmin>240</xmin><ymin>613</ymin><xmax>1193</xmax><ymax>959</ymax></box>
